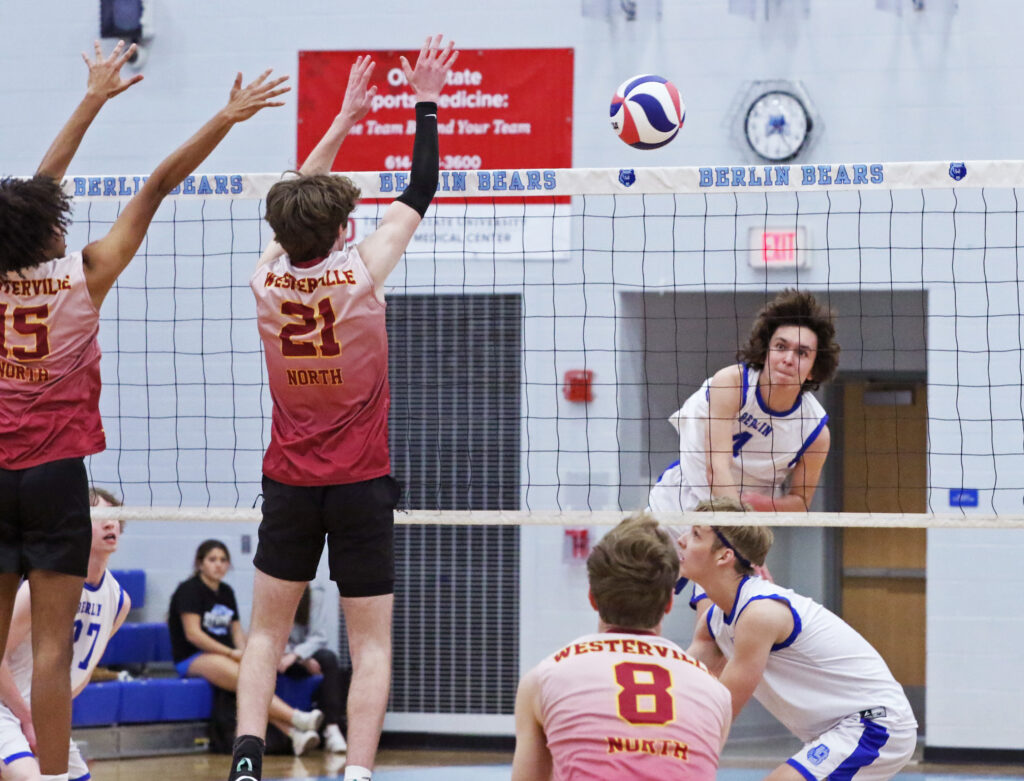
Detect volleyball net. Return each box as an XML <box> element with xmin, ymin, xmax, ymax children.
<box><xmin>68</xmin><ymin>160</ymin><xmax>1024</xmax><ymax>528</ymax></box>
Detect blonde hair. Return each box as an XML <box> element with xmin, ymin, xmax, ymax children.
<box><xmin>694</xmin><ymin>497</ymin><xmax>773</xmax><ymax>575</ymax></box>
<box><xmin>587</xmin><ymin>512</ymin><xmax>679</xmax><ymax>629</ymax></box>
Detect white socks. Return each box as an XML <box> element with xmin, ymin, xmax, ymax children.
<box><xmin>323</xmin><ymin>722</ymin><xmax>348</xmax><ymax>753</ymax></box>
<box><xmin>343</xmin><ymin>766</ymin><xmax>372</xmax><ymax>781</ymax></box>
<box><xmin>41</xmin><ymin>775</ymin><xmax>69</xmax><ymax>781</ymax></box>
<box><xmin>291</xmin><ymin>707</ymin><xmax>323</xmax><ymax>731</ymax></box>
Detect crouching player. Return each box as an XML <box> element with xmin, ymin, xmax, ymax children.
<box><xmin>512</xmin><ymin>513</ymin><xmax>732</xmax><ymax>781</ymax></box>
<box><xmin>679</xmin><ymin>498</ymin><xmax>917</xmax><ymax>780</ymax></box>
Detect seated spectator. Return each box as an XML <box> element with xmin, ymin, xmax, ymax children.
<box><xmin>279</xmin><ymin>585</ymin><xmax>351</xmax><ymax>753</ymax></box>
<box><xmin>168</xmin><ymin>540</ymin><xmax>323</xmax><ymax>756</ymax></box>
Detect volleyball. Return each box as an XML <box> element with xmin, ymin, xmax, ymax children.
<box><xmin>609</xmin><ymin>74</ymin><xmax>685</xmax><ymax>149</ymax></box>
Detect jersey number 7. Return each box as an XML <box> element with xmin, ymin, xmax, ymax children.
<box><xmin>279</xmin><ymin>299</ymin><xmax>340</xmax><ymax>357</ymax></box>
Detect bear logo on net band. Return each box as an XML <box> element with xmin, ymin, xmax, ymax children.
<box><xmin>948</xmin><ymin>162</ymin><xmax>967</xmax><ymax>181</ymax></box>
<box><xmin>618</xmin><ymin>169</ymin><xmax>637</xmax><ymax>187</ymax></box>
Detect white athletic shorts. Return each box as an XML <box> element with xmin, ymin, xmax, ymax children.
<box><xmin>0</xmin><ymin>704</ymin><xmax>89</xmax><ymax>780</ymax></box>
<box><xmin>786</xmin><ymin>712</ymin><xmax>917</xmax><ymax>781</ymax></box>
<box><xmin>647</xmin><ymin>462</ymin><xmax>699</xmax><ymax>515</ymax></box>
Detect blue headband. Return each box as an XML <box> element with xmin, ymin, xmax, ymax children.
<box><xmin>713</xmin><ymin>527</ymin><xmax>753</xmax><ymax>570</ymax></box>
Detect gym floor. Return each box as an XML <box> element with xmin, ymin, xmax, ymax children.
<box><xmin>86</xmin><ymin>741</ymin><xmax>1024</xmax><ymax>780</ymax></box>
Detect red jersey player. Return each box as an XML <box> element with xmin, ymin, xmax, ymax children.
<box><xmin>0</xmin><ymin>42</ymin><xmax>287</xmax><ymax>781</ymax></box>
<box><xmin>512</xmin><ymin>514</ymin><xmax>732</xmax><ymax>781</ymax></box>
<box><xmin>231</xmin><ymin>37</ymin><xmax>458</xmax><ymax>781</ymax></box>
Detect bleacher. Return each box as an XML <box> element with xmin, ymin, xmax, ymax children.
<box><xmin>72</xmin><ymin>570</ymin><xmax>320</xmax><ymax>759</ymax></box>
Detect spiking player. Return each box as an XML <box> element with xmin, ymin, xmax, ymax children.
<box><xmin>0</xmin><ymin>41</ymin><xmax>287</xmax><ymax>781</ymax></box>
<box><xmin>678</xmin><ymin>500</ymin><xmax>917</xmax><ymax>780</ymax></box>
<box><xmin>0</xmin><ymin>489</ymin><xmax>130</xmax><ymax>781</ymax></box>
<box><xmin>230</xmin><ymin>36</ymin><xmax>458</xmax><ymax>781</ymax></box>
<box><xmin>649</xmin><ymin>289</ymin><xmax>839</xmax><ymax>515</ymax></box>
<box><xmin>512</xmin><ymin>514</ymin><xmax>732</xmax><ymax>781</ymax></box>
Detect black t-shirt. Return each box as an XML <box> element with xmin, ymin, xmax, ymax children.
<box><xmin>167</xmin><ymin>575</ymin><xmax>240</xmax><ymax>663</ymax></box>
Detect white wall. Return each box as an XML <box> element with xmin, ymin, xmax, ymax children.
<box><xmin>3</xmin><ymin>0</ymin><xmax>1023</xmax><ymax>750</ymax></box>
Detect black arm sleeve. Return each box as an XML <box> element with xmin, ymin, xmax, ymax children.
<box><xmin>395</xmin><ymin>101</ymin><xmax>439</xmax><ymax>217</ymax></box>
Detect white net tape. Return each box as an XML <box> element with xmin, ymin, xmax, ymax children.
<box><xmin>90</xmin><ymin>507</ymin><xmax>1024</xmax><ymax>528</ymax></box>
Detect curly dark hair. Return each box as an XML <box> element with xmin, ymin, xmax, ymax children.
<box><xmin>737</xmin><ymin>288</ymin><xmax>840</xmax><ymax>391</ymax></box>
<box><xmin>0</xmin><ymin>176</ymin><xmax>72</xmax><ymax>275</ymax></box>
<box><xmin>265</xmin><ymin>173</ymin><xmax>361</xmax><ymax>264</ymax></box>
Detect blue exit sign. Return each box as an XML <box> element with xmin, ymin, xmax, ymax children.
<box><xmin>949</xmin><ymin>488</ymin><xmax>979</xmax><ymax>507</ymax></box>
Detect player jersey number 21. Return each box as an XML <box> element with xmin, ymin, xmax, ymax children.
<box><xmin>278</xmin><ymin>298</ymin><xmax>340</xmax><ymax>357</ymax></box>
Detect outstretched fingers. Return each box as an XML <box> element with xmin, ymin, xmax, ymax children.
<box><xmin>226</xmin><ymin>70</ymin><xmax>291</xmax><ymax>120</ymax></box>
<box><xmin>245</xmin><ymin>68</ymin><xmax>274</xmax><ymax>91</ymax></box>
<box><xmin>441</xmin><ymin>43</ymin><xmax>459</xmax><ymax>71</ymax></box>
<box><xmin>259</xmin><ymin>75</ymin><xmax>291</xmax><ymax>100</ymax></box>
<box><xmin>401</xmin><ymin>34</ymin><xmax>457</xmax><ymax>102</ymax></box>
<box><xmin>106</xmin><ymin>39</ymin><xmax>126</xmax><ymax>63</ymax></box>
<box><xmin>112</xmin><ymin>41</ymin><xmax>137</xmax><ymax>69</ymax></box>
<box><xmin>82</xmin><ymin>39</ymin><xmax>145</xmax><ymax>99</ymax></box>
<box><xmin>351</xmin><ymin>54</ymin><xmax>375</xmax><ymax>79</ymax></box>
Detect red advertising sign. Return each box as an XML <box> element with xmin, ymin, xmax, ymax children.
<box><xmin>298</xmin><ymin>48</ymin><xmax>573</xmax><ymax>173</ymax></box>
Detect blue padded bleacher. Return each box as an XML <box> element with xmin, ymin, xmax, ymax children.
<box><xmin>99</xmin><ymin>622</ymin><xmax>171</xmax><ymax>667</ymax></box>
<box><xmin>72</xmin><ymin>681</ymin><xmax>122</xmax><ymax>727</ymax></box>
<box><xmin>109</xmin><ymin>569</ymin><xmax>146</xmax><ymax>610</ymax></box>
<box><xmin>119</xmin><ymin>678</ymin><xmax>214</xmax><ymax>723</ymax></box>
<box><xmin>73</xmin><ymin>675</ymin><xmax>321</xmax><ymax>726</ymax></box>
<box><xmin>75</xmin><ymin>678</ymin><xmax>214</xmax><ymax>725</ymax></box>
<box><xmin>154</xmin><ymin>624</ymin><xmax>173</xmax><ymax>662</ymax></box>
<box><xmin>78</xmin><ymin>619</ymin><xmax>323</xmax><ymax>728</ymax></box>
<box><xmin>160</xmin><ymin>677</ymin><xmax>215</xmax><ymax>721</ymax></box>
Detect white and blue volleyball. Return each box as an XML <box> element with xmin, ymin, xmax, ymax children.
<box><xmin>609</xmin><ymin>74</ymin><xmax>685</xmax><ymax>149</ymax></box>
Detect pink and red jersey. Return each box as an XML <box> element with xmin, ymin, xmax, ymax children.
<box><xmin>535</xmin><ymin>631</ymin><xmax>731</xmax><ymax>781</ymax></box>
<box><xmin>0</xmin><ymin>252</ymin><xmax>104</xmax><ymax>469</ymax></box>
<box><xmin>250</xmin><ymin>246</ymin><xmax>390</xmax><ymax>486</ymax></box>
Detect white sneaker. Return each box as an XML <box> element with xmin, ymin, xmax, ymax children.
<box><xmin>292</xmin><ymin>708</ymin><xmax>324</xmax><ymax>732</ymax></box>
<box><xmin>291</xmin><ymin>728</ymin><xmax>320</xmax><ymax>757</ymax></box>
<box><xmin>323</xmin><ymin>723</ymin><xmax>347</xmax><ymax>753</ymax></box>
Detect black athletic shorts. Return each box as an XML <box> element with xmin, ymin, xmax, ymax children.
<box><xmin>0</xmin><ymin>457</ymin><xmax>91</xmax><ymax>578</ymax></box>
<box><xmin>254</xmin><ymin>474</ymin><xmax>400</xmax><ymax>597</ymax></box>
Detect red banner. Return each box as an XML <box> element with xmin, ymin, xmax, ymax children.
<box><xmin>298</xmin><ymin>47</ymin><xmax>573</xmax><ymax>173</ymax></box>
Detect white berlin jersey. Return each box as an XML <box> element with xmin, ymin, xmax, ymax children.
<box><xmin>663</xmin><ymin>364</ymin><xmax>828</xmax><ymax>510</ymax></box>
<box><xmin>706</xmin><ymin>576</ymin><xmax>916</xmax><ymax>742</ymax></box>
<box><xmin>7</xmin><ymin>570</ymin><xmax>123</xmax><ymax>700</ymax></box>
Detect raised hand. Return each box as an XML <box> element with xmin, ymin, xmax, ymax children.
<box><xmin>338</xmin><ymin>54</ymin><xmax>377</xmax><ymax>127</ymax></box>
<box><xmin>400</xmin><ymin>34</ymin><xmax>459</xmax><ymax>103</ymax></box>
<box><xmin>82</xmin><ymin>39</ymin><xmax>145</xmax><ymax>100</ymax></box>
<box><xmin>223</xmin><ymin>69</ymin><xmax>291</xmax><ymax>123</ymax></box>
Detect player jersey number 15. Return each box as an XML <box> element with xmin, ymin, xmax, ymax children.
<box><xmin>279</xmin><ymin>298</ymin><xmax>340</xmax><ymax>357</ymax></box>
<box><xmin>0</xmin><ymin>304</ymin><xmax>50</xmax><ymax>360</ymax></box>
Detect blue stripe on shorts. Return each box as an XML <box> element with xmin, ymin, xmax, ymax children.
<box><xmin>828</xmin><ymin>718</ymin><xmax>890</xmax><ymax>780</ymax></box>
